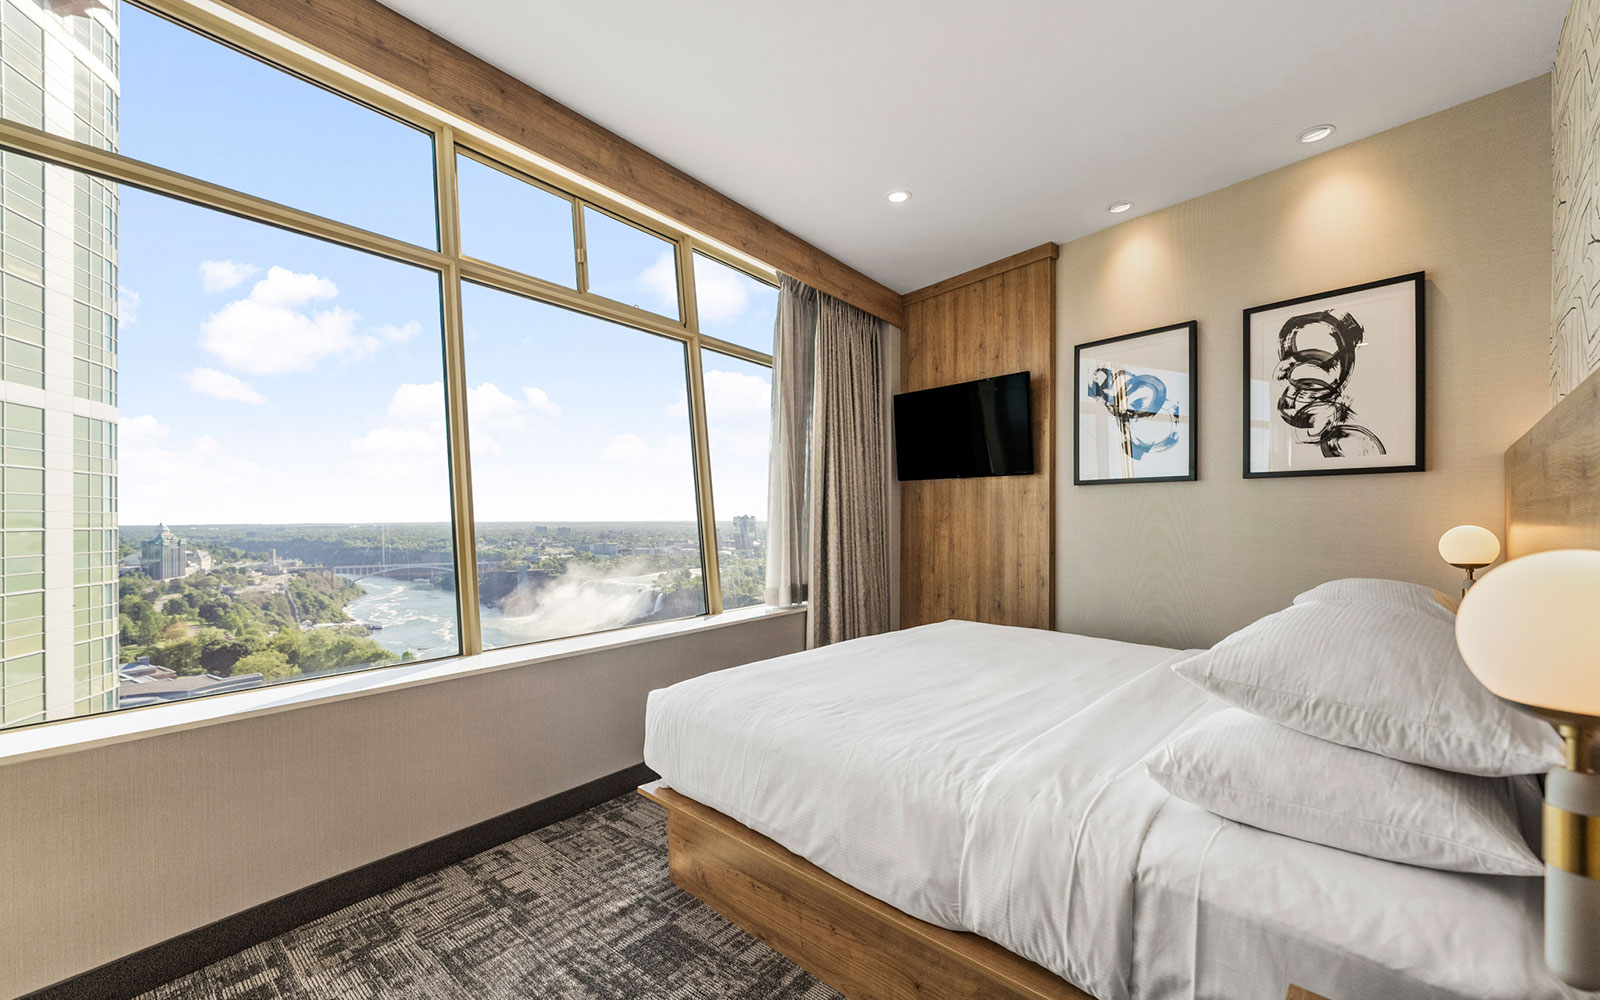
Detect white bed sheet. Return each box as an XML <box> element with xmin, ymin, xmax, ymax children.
<box><xmin>1131</xmin><ymin>797</ymin><xmax>1591</xmax><ymax>1000</ymax></box>
<box><xmin>642</xmin><ymin>619</ymin><xmax>1584</xmax><ymax>1000</ymax></box>
<box><xmin>644</xmin><ymin>618</ymin><xmax>1194</xmax><ymax>940</ymax></box>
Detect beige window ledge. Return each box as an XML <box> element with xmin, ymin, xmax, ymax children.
<box><xmin>0</xmin><ymin>604</ymin><xmax>805</xmax><ymax>767</ymax></box>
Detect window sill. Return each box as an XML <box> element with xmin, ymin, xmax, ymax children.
<box><xmin>0</xmin><ymin>604</ymin><xmax>805</xmax><ymax>767</ymax></box>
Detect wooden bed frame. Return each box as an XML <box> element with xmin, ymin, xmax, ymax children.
<box><xmin>639</xmin><ymin>782</ymin><xmax>1331</xmax><ymax>1000</ymax></box>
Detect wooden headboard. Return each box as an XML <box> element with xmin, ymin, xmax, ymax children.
<box><xmin>1506</xmin><ymin>367</ymin><xmax>1600</xmax><ymax>557</ymax></box>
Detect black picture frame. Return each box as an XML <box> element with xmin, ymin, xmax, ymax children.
<box><xmin>1073</xmin><ymin>321</ymin><xmax>1198</xmax><ymax>486</ymax></box>
<box><xmin>1242</xmin><ymin>271</ymin><xmax>1425</xmax><ymax>480</ymax></box>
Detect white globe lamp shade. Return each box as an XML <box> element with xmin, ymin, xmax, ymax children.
<box><xmin>1455</xmin><ymin>549</ymin><xmax>1600</xmax><ymax>718</ymax></box>
<box><xmin>1439</xmin><ymin>524</ymin><xmax>1500</xmax><ymax>568</ymax></box>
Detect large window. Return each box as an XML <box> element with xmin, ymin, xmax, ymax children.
<box><xmin>463</xmin><ymin>285</ymin><xmax>707</xmax><ymax>646</ymax></box>
<box><xmin>0</xmin><ymin>0</ymin><xmax>779</xmax><ymax>732</ymax></box>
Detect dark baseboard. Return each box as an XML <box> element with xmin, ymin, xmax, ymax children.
<box><xmin>20</xmin><ymin>761</ymin><xmax>658</xmax><ymax>1000</ymax></box>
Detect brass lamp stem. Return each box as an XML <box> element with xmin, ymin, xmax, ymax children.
<box><xmin>1559</xmin><ymin>724</ymin><xmax>1597</xmax><ymax>774</ymax></box>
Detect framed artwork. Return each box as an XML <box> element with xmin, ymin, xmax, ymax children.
<box><xmin>1074</xmin><ymin>321</ymin><xmax>1197</xmax><ymax>485</ymax></box>
<box><xmin>1243</xmin><ymin>271</ymin><xmax>1424</xmax><ymax>479</ymax></box>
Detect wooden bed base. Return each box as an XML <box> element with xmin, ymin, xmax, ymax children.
<box><xmin>639</xmin><ymin>782</ymin><xmax>1091</xmax><ymax>1000</ymax></box>
<box><xmin>640</xmin><ymin>783</ymin><xmax>1329</xmax><ymax>1000</ymax></box>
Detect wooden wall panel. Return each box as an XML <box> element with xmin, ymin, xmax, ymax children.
<box><xmin>207</xmin><ymin>0</ymin><xmax>902</xmax><ymax>326</ymax></box>
<box><xmin>900</xmin><ymin>245</ymin><xmax>1057</xmax><ymax>630</ymax></box>
<box><xmin>1506</xmin><ymin>362</ymin><xmax>1600</xmax><ymax>557</ymax></box>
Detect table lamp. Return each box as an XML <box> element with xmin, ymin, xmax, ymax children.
<box><xmin>1438</xmin><ymin>524</ymin><xmax>1500</xmax><ymax>596</ymax></box>
<box><xmin>1456</xmin><ymin>549</ymin><xmax>1600</xmax><ymax>989</ymax></box>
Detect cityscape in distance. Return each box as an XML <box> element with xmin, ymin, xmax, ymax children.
<box><xmin>111</xmin><ymin>519</ymin><xmax>767</xmax><ymax>716</ymax></box>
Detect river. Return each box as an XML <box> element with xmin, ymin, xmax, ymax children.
<box><xmin>344</xmin><ymin>575</ymin><xmax>670</xmax><ymax>657</ymax></box>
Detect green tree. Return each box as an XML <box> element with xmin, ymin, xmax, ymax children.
<box><xmin>232</xmin><ymin>649</ymin><xmax>299</xmax><ymax>681</ymax></box>
<box><xmin>159</xmin><ymin>637</ymin><xmax>203</xmax><ymax>675</ymax></box>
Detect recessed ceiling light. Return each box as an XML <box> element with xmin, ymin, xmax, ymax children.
<box><xmin>1107</xmin><ymin>200</ymin><xmax>1134</xmax><ymax>214</ymax></box>
<box><xmin>886</xmin><ymin>190</ymin><xmax>912</xmax><ymax>203</ymax></box>
<box><xmin>1298</xmin><ymin>124</ymin><xmax>1336</xmax><ymax>144</ymax></box>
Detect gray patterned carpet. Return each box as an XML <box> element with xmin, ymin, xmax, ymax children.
<box><xmin>137</xmin><ymin>794</ymin><xmax>844</xmax><ymax>1000</ymax></box>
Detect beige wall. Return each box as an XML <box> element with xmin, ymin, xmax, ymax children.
<box><xmin>1553</xmin><ymin>0</ymin><xmax>1598</xmax><ymax>401</ymax></box>
<box><xmin>1056</xmin><ymin>77</ymin><xmax>1553</xmax><ymax>650</ymax></box>
<box><xmin>0</xmin><ymin>613</ymin><xmax>805</xmax><ymax>998</ymax></box>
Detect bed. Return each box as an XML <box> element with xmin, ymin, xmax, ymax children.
<box><xmin>639</xmin><ymin>369</ymin><xmax>1600</xmax><ymax>1000</ymax></box>
<box><xmin>642</xmin><ymin>620</ymin><xmax>1571</xmax><ymax>1000</ymax></box>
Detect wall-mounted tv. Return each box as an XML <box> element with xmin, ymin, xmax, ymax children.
<box><xmin>893</xmin><ymin>371</ymin><xmax>1034</xmax><ymax>481</ymax></box>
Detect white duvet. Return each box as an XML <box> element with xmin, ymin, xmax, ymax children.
<box><xmin>643</xmin><ymin>620</ymin><xmax>1588</xmax><ymax>1000</ymax></box>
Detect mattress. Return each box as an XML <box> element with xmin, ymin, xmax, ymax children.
<box><xmin>643</xmin><ymin>619</ymin><xmax>1578</xmax><ymax>1000</ymax></box>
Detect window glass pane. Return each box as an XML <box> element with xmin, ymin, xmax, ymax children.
<box><xmin>110</xmin><ymin>4</ymin><xmax>437</xmax><ymax>247</ymax></box>
<box><xmin>456</xmin><ymin>154</ymin><xmax>575</xmax><ymax>288</ymax></box>
<box><xmin>461</xmin><ymin>281</ymin><xmax>706</xmax><ymax>648</ymax></box>
<box><xmin>0</xmin><ymin>147</ymin><xmax>460</xmax><ymax>732</ymax></box>
<box><xmin>692</xmin><ymin>253</ymin><xmax>778</xmax><ymax>353</ymax></box>
<box><xmin>701</xmin><ymin>351</ymin><xmax>770</xmax><ymax>610</ymax></box>
<box><xmin>581</xmin><ymin>206</ymin><xmax>679</xmax><ymax>320</ymax></box>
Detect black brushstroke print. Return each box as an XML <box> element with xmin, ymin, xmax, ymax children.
<box><xmin>1274</xmin><ymin>309</ymin><xmax>1386</xmax><ymax>457</ymax></box>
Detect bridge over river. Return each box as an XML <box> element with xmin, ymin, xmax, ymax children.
<box><xmin>290</xmin><ymin>562</ymin><xmax>501</xmax><ymax>583</ymax></box>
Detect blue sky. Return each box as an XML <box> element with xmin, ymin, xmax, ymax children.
<box><xmin>114</xmin><ymin>5</ymin><xmax>774</xmax><ymax>528</ymax></box>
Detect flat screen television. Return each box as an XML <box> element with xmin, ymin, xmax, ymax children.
<box><xmin>893</xmin><ymin>371</ymin><xmax>1034</xmax><ymax>481</ymax></box>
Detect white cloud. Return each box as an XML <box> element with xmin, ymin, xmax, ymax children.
<box><xmin>666</xmin><ymin>368</ymin><xmax>771</xmax><ymax>421</ymax></box>
<box><xmin>694</xmin><ymin>261</ymin><xmax>753</xmax><ymax>324</ymax></box>
<box><xmin>602</xmin><ymin>432</ymin><xmax>647</xmax><ymax>463</ymax></box>
<box><xmin>704</xmin><ymin>369</ymin><xmax>770</xmax><ymax>418</ymax></box>
<box><xmin>247</xmin><ymin>266</ymin><xmax>338</xmax><ymax>308</ymax></box>
<box><xmin>183</xmin><ymin>366</ymin><xmax>265</xmax><ymax>405</ymax></box>
<box><xmin>198</xmin><ymin>266</ymin><xmax>426</xmax><ymax>375</ymax></box>
<box><xmin>602</xmin><ymin>432</ymin><xmax>689</xmax><ymax>466</ymax></box>
<box><xmin>523</xmin><ymin>386</ymin><xmax>561</xmax><ymax>418</ymax></box>
<box><xmin>118</xmin><ymin>415</ymin><xmax>268</xmax><ymax>524</ymax></box>
<box><xmin>200</xmin><ymin>266</ymin><xmax>378</xmax><ymax>375</ymax></box>
<box><xmin>374</xmin><ymin>321</ymin><xmax>421</xmax><ymax>343</ymax></box>
<box><xmin>202</xmin><ymin>299</ymin><xmax>370</xmax><ymax>375</ymax></box>
<box><xmin>385</xmin><ymin>381</ymin><xmax>445</xmax><ymax>422</ymax></box>
<box><xmin>468</xmin><ymin>382</ymin><xmax>524</xmax><ymax>425</ymax></box>
<box><xmin>198</xmin><ymin>259</ymin><xmax>260</xmax><ymax>294</ymax></box>
<box><xmin>119</xmin><ymin>413</ymin><xmax>170</xmax><ymax>445</ymax></box>
<box><xmin>637</xmin><ymin>251</ymin><xmax>679</xmax><ymax>313</ymax></box>
<box><xmin>117</xmin><ymin>286</ymin><xmax>140</xmax><ymax>326</ymax></box>
<box><xmin>354</xmin><ymin>380</ymin><xmax>555</xmax><ymax>467</ymax></box>
<box><xmin>350</xmin><ymin>423</ymin><xmax>443</xmax><ymax>462</ymax></box>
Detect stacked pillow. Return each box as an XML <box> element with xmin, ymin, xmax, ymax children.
<box><xmin>1144</xmin><ymin>578</ymin><xmax>1562</xmax><ymax>876</ymax></box>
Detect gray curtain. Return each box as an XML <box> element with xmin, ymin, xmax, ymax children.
<box><xmin>764</xmin><ymin>274</ymin><xmax>890</xmax><ymax>646</ymax></box>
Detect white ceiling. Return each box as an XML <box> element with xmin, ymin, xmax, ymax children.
<box><xmin>380</xmin><ymin>0</ymin><xmax>1569</xmax><ymax>293</ymax></box>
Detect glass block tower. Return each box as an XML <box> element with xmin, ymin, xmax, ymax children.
<box><xmin>0</xmin><ymin>0</ymin><xmax>117</xmax><ymax>728</ymax></box>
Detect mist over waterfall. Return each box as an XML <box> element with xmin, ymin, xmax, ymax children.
<box><xmin>494</xmin><ymin>561</ymin><xmax>668</xmax><ymax>640</ymax></box>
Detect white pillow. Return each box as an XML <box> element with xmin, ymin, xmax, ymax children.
<box><xmin>1293</xmin><ymin>577</ymin><xmax>1458</xmax><ymax>619</ymax></box>
<box><xmin>1170</xmin><ymin>601</ymin><xmax>1560</xmax><ymax>776</ymax></box>
<box><xmin>1142</xmin><ymin>708</ymin><xmax>1542</xmax><ymax>876</ymax></box>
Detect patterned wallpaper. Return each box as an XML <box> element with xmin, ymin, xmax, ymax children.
<box><xmin>1553</xmin><ymin>0</ymin><xmax>1600</xmax><ymax>402</ymax></box>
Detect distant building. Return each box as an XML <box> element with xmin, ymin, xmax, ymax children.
<box><xmin>116</xmin><ymin>656</ymin><xmax>266</xmax><ymax>709</ymax></box>
<box><xmin>534</xmin><ymin>525</ymin><xmax>550</xmax><ymax>536</ymax></box>
<box><xmin>185</xmin><ymin>549</ymin><xmax>213</xmax><ymax>575</ymax></box>
<box><xmin>591</xmin><ymin>542</ymin><xmax>619</xmax><ymax>557</ymax></box>
<box><xmin>556</xmin><ymin>526</ymin><xmax>573</xmax><ymax>537</ymax></box>
<box><xmin>141</xmin><ymin>524</ymin><xmax>187</xmax><ymax>581</ymax></box>
<box><xmin>733</xmin><ymin>515</ymin><xmax>757</xmax><ymax>553</ymax></box>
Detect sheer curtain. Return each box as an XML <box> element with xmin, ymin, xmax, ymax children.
<box><xmin>764</xmin><ymin>276</ymin><xmax>817</xmax><ymax>607</ymax></box>
<box><xmin>764</xmin><ymin>275</ymin><xmax>890</xmax><ymax>646</ymax></box>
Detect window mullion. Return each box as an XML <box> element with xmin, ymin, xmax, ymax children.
<box><xmin>436</xmin><ymin>129</ymin><xmax>482</xmax><ymax>655</ymax></box>
<box><xmin>572</xmin><ymin>198</ymin><xmax>588</xmax><ymax>294</ymax></box>
<box><xmin>681</xmin><ymin>237</ymin><xmax>723</xmax><ymax>615</ymax></box>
